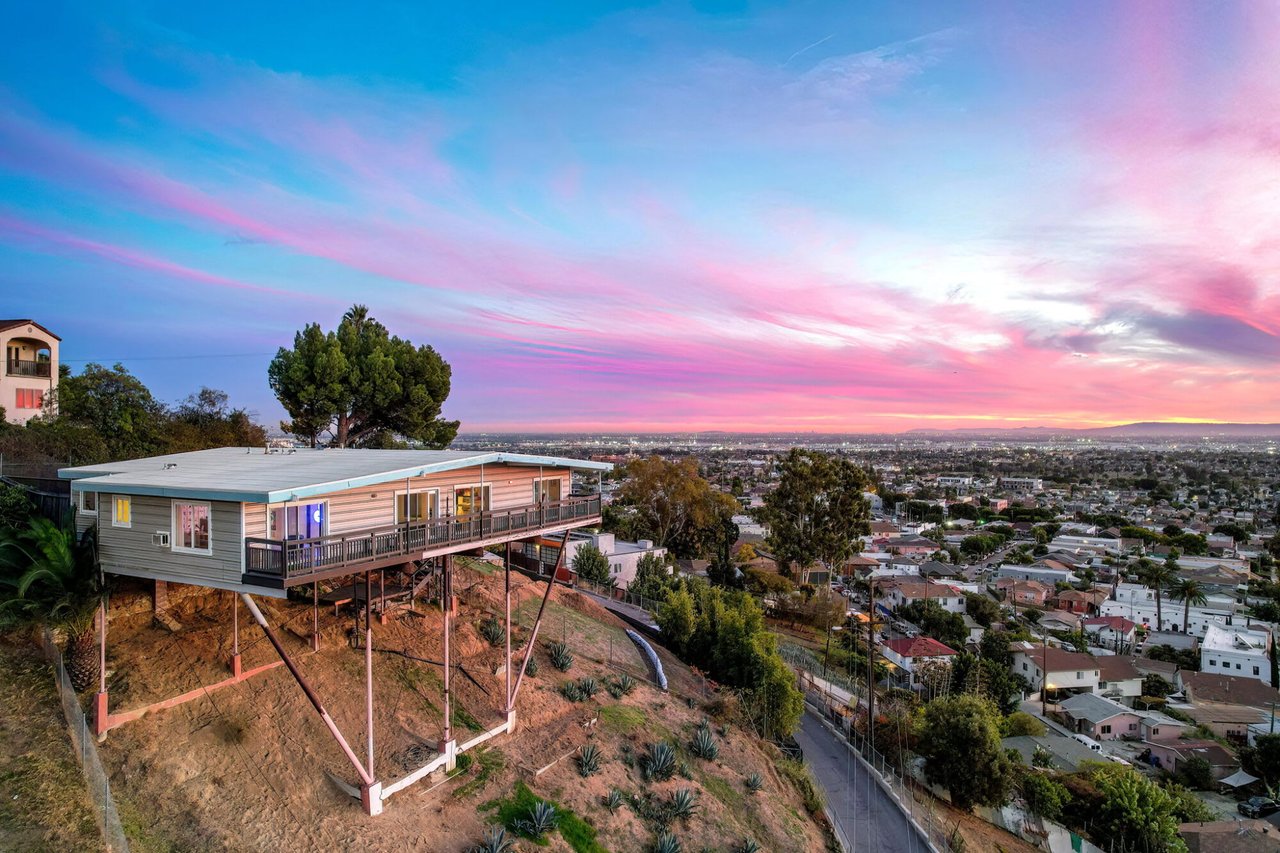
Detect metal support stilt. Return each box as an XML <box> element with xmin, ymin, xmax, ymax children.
<box><xmin>365</xmin><ymin>571</ymin><xmax>375</xmax><ymax>780</ymax></box>
<box><xmin>94</xmin><ymin>596</ymin><xmax>108</xmax><ymax>739</ymax></box>
<box><xmin>237</xmin><ymin>593</ymin><xmax>379</xmax><ymax>812</ymax></box>
<box><xmin>509</xmin><ymin>530</ymin><xmax>570</xmax><ymax>708</ymax></box>
<box><xmin>231</xmin><ymin>590</ymin><xmax>242</xmax><ymax>678</ymax></box>
<box><xmin>505</xmin><ymin>541</ymin><xmax>513</xmax><ymax>726</ymax></box>
<box><xmin>312</xmin><ymin>581</ymin><xmax>320</xmax><ymax>651</ymax></box>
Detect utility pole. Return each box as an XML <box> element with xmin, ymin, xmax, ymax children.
<box><xmin>1041</xmin><ymin>628</ymin><xmax>1049</xmax><ymax>716</ymax></box>
<box><xmin>867</xmin><ymin>578</ymin><xmax>877</xmax><ymax>743</ymax></box>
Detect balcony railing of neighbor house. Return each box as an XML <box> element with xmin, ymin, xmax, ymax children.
<box><xmin>244</xmin><ymin>495</ymin><xmax>602</xmax><ymax>584</ymax></box>
<box><xmin>7</xmin><ymin>359</ymin><xmax>52</xmax><ymax>377</ymax></box>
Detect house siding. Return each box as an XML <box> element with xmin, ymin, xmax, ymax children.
<box><xmin>244</xmin><ymin>465</ymin><xmax>571</xmax><ymax>539</ymax></box>
<box><xmin>98</xmin><ymin>494</ymin><xmax>244</xmax><ymax>587</ymax></box>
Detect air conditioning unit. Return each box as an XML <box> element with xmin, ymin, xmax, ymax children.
<box><xmin>152</xmin><ymin>531</ymin><xmax>170</xmax><ymax>547</ymax></box>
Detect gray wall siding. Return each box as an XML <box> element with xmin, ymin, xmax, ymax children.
<box><xmin>98</xmin><ymin>495</ymin><xmax>244</xmax><ymax>586</ymax></box>
<box><xmin>244</xmin><ymin>464</ymin><xmax>571</xmax><ymax>539</ymax></box>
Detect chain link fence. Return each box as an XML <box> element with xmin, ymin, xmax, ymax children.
<box><xmin>40</xmin><ymin>631</ymin><xmax>130</xmax><ymax>853</ymax></box>
<box><xmin>781</xmin><ymin>642</ymin><xmax>959</xmax><ymax>853</ymax></box>
<box><xmin>574</xmin><ymin>576</ymin><xmax>667</xmax><ymax>615</ymax></box>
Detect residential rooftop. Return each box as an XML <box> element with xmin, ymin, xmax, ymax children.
<box><xmin>59</xmin><ymin>447</ymin><xmax>613</xmax><ymax>503</ymax></box>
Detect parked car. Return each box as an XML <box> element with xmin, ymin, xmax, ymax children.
<box><xmin>1238</xmin><ymin>796</ymin><xmax>1279</xmax><ymax>818</ymax></box>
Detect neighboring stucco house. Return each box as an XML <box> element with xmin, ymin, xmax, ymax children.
<box><xmin>1057</xmin><ymin>692</ymin><xmax>1141</xmax><ymax>740</ymax></box>
<box><xmin>560</xmin><ymin>531</ymin><xmax>666</xmax><ymax>590</ymax></box>
<box><xmin>1200</xmin><ymin>624</ymin><xmax>1273</xmax><ymax>684</ymax></box>
<box><xmin>1096</xmin><ymin>655</ymin><xmax>1144</xmax><ymax>705</ymax></box>
<box><xmin>61</xmin><ymin>447</ymin><xmax>610</xmax><ymax>595</ymax></box>
<box><xmin>1</xmin><ymin>318</ymin><xmax>58</xmax><ymax>425</ymax></box>
<box><xmin>883</xmin><ymin>579</ymin><xmax>966</xmax><ymax>614</ymax></box>
<box><xmin>1011</xmin><ymin>644</ymin><xmax>1100</xmax><ymax>698</ymax></box>
<box><xmin>880</xmin><ymin>636</ymin><xmax>957</xmax><ymax>690</ymax></box>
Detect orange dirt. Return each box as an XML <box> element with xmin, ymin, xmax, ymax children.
<box><xmin>92</xmin><ymin>572</ymin><xmax>828</xmax><ymax>852</ymax></box>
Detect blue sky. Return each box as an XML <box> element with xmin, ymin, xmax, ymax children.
<box><xmin>2</xmin><ymin>2</ymin><xmax>1277</xmax><ymax>431</ymax></box>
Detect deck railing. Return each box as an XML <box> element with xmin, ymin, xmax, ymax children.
<box><xmin>245</xmin><ymin>495</ymin><xmax>601</xmax><ymax>582</ymax></box>
<box><xmin>6</xmin><ymin>359</ymin><xmax>51</xmax><ymax>377</ymax></box>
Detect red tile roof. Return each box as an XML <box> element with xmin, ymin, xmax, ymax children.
<box><xmin>883</xmin><ymin>637</ymin><xmax>958</xmax><ymax>658</ymax></box>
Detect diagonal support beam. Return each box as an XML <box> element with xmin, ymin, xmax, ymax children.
<box><xmin>509</xmin><ymin>530</ymin><xmax>570</xmax><ymax>709</ymax></box>
<box><xmin>239</xmin><ymin>593</ymin><xmax>375</xmax><ymax>789</ymax></box>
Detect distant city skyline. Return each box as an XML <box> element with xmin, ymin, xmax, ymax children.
<box><xmin>3</xmin><ymin>3</ymin><xmax>1277</xmax><ymax>432</ymax></box>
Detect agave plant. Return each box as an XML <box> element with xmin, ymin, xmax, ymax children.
<box><xmin>642</xmin><ymin>742</ymin><xmax>677</xmax><ymax>782</ymax></box>
<box><xmin>523</xmin><ymin>656</ymin><xmax>538</xmax><ymax>678</ymax></box>
<box><xmin>578</xmin><ymin>743</ymin><xmax>602</xmax><ymax>777</ymax></box>
<box><xmin>603</xmin><ymin>788</ymin><xmax>624</xmax><ymax>812</ymax></box>
<box><xmin>620</xmin><ymin>743</ymin><xmax>635</xmax><ymax>768</ymax></box>
<box><xmin>690</xmin><ymin>725</ymin><xmax>719</xmax><ymax>761</ymax></box>
<box><xmin>548</xmin><ymin>640</ymin><xmax>574</xmax><ymax>671</ymax></box>
<box><xmin>606</xmin><ymin>680</ymin><xmax>624</xmax><ymax>699</ymax></box>
<box><xmin>479</xmin><ymin>617</ymin><xmax>505</xmax><ymax>647</ymax></box>
<box><xmin>0</xmin><ymin>517</ymin><xmax>101</xmax><ymax>691</ymax></box>
<box><xmin>578</xmin><ymin>677</ymin><xmax>599</xmax><ymax>698</ymax></box>
<box><xmin>615</xmin><ymin>673</ymin><xmax>636</xmax><ymax>695</ymax></box>
<box><xmin>516</xmin><ymin>800</ymin><xmax>558</xmax><ymax>839</ymax></box>
<box><xmin>745</xmin><ymin>772</ymin><xmax>763</xmax><ymax>794</ymax></box>
<box><xmin>469</xmin><ymin>826</ymin><xmax>517</xmax><ymax>853</ymax></box>
<box><xmin>652</xmin><ymin>831</ymin><xmax>682</xmax><ymax>853</ymax></box>
<box><xmin>560</xmin><ymin>681</ymin><xmax>585</xmax><ymax>702</ymax></box>
<box><xmin>669</xmin><ymin>788</ymin><xmax>698</xmax><ymax>821</ymax></box>
<box><xmin>735</xmin><ymin>840</ymin><xmax>761</xmax><ymax>853</ymax></box>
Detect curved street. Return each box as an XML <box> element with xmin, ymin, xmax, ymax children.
<box><xmin>795</xmin><ymin>710</ymin><xmax>935</xmax><ymax>853</ymax></box>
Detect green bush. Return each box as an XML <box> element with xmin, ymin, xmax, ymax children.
<box><xmin>1020</xmin><ymin>772</ymin><xmax>1069</xmax><ymax>821</ymax></box>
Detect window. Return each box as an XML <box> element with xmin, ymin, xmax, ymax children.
<box><xmin>1236</xmin><ymin>663</ymin><xmax>1242</xmax><ymax>670</ymax></box>
<box><xmin>1076</xmin><ymin>671</ymin><xmax>1083</xmax><ymax>679</ymax></box>
<box><xmin>1128</xmin><ymin>723</ymin><xmax>1138</xmax><ymax>731</ymax></box>
<box><xmin>533</xmin><ymin>477</ymin><xmax>562</xmax><ymax>504</ymax></box>
<box><xmin>172</xmin><ymin>501</ymin><xmax>211</xmax><ymax>554</ymax></box>
<box><xmin>1022</xmin><ymin>662</ymin><xmax>1028</xmax><ymax>671</ymax></box>
<box><xmin>1209</xmin><ymin>660</ymin><xmax>1217</xmax><ymax>667</ymax></box>
<box><xmin>112</xmin><ymin>496</ymin><xmax>131</xmax><ymax>528</ymax></box>
<box><xmin>396</xmin><ymin>490</ymin><xmax>438</xmax><ymax>524</ymax></box>
<box><xmin>14</xmin><ymin>388</ymin><xmax>43</xmax><ymax>409</ymax></box>
<box><xmin>79</xmin><ymin>491</ymin><xmax>97</xmax><ymax>514</ymax></box>
<box><xmin>1254</xmin><ymin>666</ymin><xmax>1260</xmax><ymax>676</ymax></box>
<box><xmin>454</xmin><ymin>485</ymin><xmax>491</xmax><ymax>516</ymax></box>
<box><xmin>1101</xmin><ymin>725</ymin><xmax>1112</xmax><ymax>734</ymax></box>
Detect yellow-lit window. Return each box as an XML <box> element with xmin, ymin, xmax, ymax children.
<box><xmin>113</xmin><ymin>496</ymin><xmax>131</xmax><ymax>528</ymax></box>
<box><xmin>396</xmin><ymin>491</ymin><xmax>438</xmax><ymax>523</ymax></box>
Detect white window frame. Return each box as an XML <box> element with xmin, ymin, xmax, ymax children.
<box><xmin>533</xmin><ymin>476</ymin><xmax>563</xmax><ymax>504</ymax></box>
<box><xmin>395</xmin><ymin>489</ymin><xmax>439</xmax><ymax>524</ymax></box>
<box><xmin>78</xmin><ymin>490</ymin><xmax>97</xmax><ymax>515</ymax></box>
<box><xmin>452</xmin><ymin>483</ymin><xmax>491</xmax><ymax>516</ymax></box>
<box><xmin>112</xmin><ymin>495</ymin><xmax>132</xmax><ymax>529</ymax></box>
<box><xmin>268</xmin><ymin>499</ymin><xmax>330</xmax><ymax>540</ymax></box>
<box><xmin>171</xmin><ymin>500</ymin><xmax>214</xmax><ymax>556</ymax></box>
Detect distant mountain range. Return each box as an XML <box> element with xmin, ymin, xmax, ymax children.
<box><xmin>904</xmin><ymin>422</ymin><xmax>1280</xmax><ymax>438</ymax></box>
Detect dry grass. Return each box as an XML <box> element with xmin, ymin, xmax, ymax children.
<box><xmin>0</xmin><ymin>641</ymin><xmax>100</xmax><ymax>852</ymax></box>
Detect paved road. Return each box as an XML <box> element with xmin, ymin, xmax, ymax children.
<box><xmin>795</xmin><ymin>711</ymin><xmax>934</xmax><ymax>853</ymax></box>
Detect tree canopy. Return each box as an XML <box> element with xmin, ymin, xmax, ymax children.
<box><xmin>608</xmin><ymin>456</ymin><xmax>737</xmax><ymax>558</ymax></box>
<box><xmin>916</xmin><ymin>694</ymin><xmax>1015</xmax><ymax>810</ymax></box>
<box><xmin>571</xmin><ymin>544</ymin><xmax>611</xmax><ymax>587</ymax></box>
<box><xmin>268</xmin><ymin>304</ymin><xmax>459</xmax><ymax>448</ymax></box>
<box><xmin>756</xmin><ymin>449</ymin><xmax>871</xmax><ymax>577</ymax></box>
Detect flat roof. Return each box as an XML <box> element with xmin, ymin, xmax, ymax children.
<box><xmin>60</xmin><ymin>447</ymin><xmax>612</xmax><ymax>503</ymax></box>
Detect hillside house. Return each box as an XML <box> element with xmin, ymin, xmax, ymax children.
<box><xmin>60</xmin><ymin>446</ymin><xmax>611</xmax><ymax>816</ymax></box>
<box><xmin>880</xmin><ymin>636</ymin><xmax>957</xmax><ymax>690</ymax></box>
<box><xmin>1</xmin><ymin>318</ymin><xmax>58</xmax><ymax>425</ymax></box>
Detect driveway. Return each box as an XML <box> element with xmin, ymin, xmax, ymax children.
<box><xmin>795</xmin><ymin>710</ymin><xmax>934</xmax><ymax>853</ymax></box>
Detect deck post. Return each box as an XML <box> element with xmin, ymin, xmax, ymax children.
<box><xmin>378</xmin><ymin>569</ymin><xmax>387</xmax><ymax>626</ymax></box>
<box><xmin>509</xmin><ymin>530</ymin><xmax>570</xmax><ymax>709</ymax></box>
<box><xmin>440</xmin><ymin>553</ymin><xmax>455</xmax><ymax>769</ymax></box>
<box><xmin>231</xmin><ymin>591</ymin><xmax>242</xmax><ymax>678</ymax></box>
<box><xmin>312</xmin><ymin>581</ymin><xmax>320</xmax><ymax>651</ymax></box>
<box><xmin>237</xmin><ymin>593</ymin><xmax>379</xmax><ymax>812</ymax></box>
<box><xmin>505</xmin><ymin>541</ymin><xmax>514</xmax><ymax>729</ymax></box>
<box><xmin>364</xmin><ymin>571</ymin><xmax>375</xmax><ymax>782</ymax></box>
<box><xmin>94</xmin><ymin>595</ymin><xmax>109</xmax><ymax>739</ymax></box>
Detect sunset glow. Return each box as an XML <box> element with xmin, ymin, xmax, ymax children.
<box><xmin>2</xmin><ymin>3</ymin><xmax>1278</xmax><ymax>432</ymax></box>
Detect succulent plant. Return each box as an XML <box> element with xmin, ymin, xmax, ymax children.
<box><xmin>735</xmin><ymin>840</ymin><xmax>761</xmax><ymax>853</ymax></box>
<box><xmin>616</xmin><ymin>673</ymin><xmax>637</xmax><ymax>695</ymax></box>
<box><xmin>652</xmin><ymin>831</ymin><xmax>682</xmax><ymax>853</ymax></box>
<box><xmin>642</xmin><ymin>741</ymin><xmax>677</xmax><ymax>782</ymax></box>
<box><xmin>560</xmin><ymin>681</ymin><xmax>585</xmax><ymax>702</ymax></box>
<box><xmin>603</xmin><ymin>788</ymin><xmax>624</xmax><ymax>812</ymax></box>
<box><xmin>578</xmin><ymin>743</ymin><xmax>602</xmax><ymax>777</ymax></box>
<box><xmin>745</xmin><ymin>772</ymin><xmax>763</xmax><ymax>793</ymax></box>
<box><xmin>523</xmin><ymin>656</ymin><xmax>538</xmax><ymax>677</ymax></box>
<box><xmin>548</xmin><ymin>641</ymin><xmax>574</xmax><ymax>672</ymax></box>
<box><xmin>516</xmin><ymin>800</ymin><xmax>558</xmax><ymax>839</ymax></box>
<box><xmin>479</xmin><ymin>617</ymin><xmax>505</xmax><ymax>647</ymax></box>
<box><xmin>677</xmin><ymin>760</ymin><xmax>692</xmax><ymax>780</ymax></box>
<box><xmin>669</xmin><ymin>788</ymin><xmax>698</xmax><ymax>821</ymax></box>
<box><xmin>578</xmin><ymin>677</ymin><xmax>599</xmax><ymax>697</ymax></box>
<box><xmin>690</xmin><ymin>726</ymin><xmax>719</xmax><ymax>761</ymax></box>
<box><xmin>469</xmin><ymin>825</ymin><xmax>517</xmax><ymax>853</ymax></box>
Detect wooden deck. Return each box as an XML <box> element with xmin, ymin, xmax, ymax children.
<box><xmin>243</xmin><ymin>495</ymin><xmax>600</xmax><ymax>587</ymax></box>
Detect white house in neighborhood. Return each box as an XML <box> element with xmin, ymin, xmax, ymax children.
<box><xmin>880</xmin><ymin>636</ymin><xmax>958</xmax><ymax>690</ymax></box>
<box><xmin>1200</xmin><ymin>624</ymin><xmax>1273</xmax><ymax>684</ymax></box>
<box><xmin>1010</xmin><ymin>643</ymin><xmax>1101</xmax><ymax>698</ymax></box>
<box><xmin>881</xmin><ymin>579</ymin><xmax>966</xmax><ymax>614</ymax></box>
<box><xmin>1100</xmin><ymin>583</ymin><xmax>1241</xmax><ymax>635</ymax></box>
<box><xmin>561</xmin><ymin>531</ymin><xmax>666</xmax><ymax>590</ymax></box>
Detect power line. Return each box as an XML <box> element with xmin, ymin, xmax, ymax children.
<box><xmin>61</xmin><ymin>352</ymin><xmax>275</xmax><ymax>364</ymax></box>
